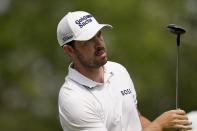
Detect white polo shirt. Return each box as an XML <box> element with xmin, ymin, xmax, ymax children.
<box><xmin>58</xmin><ymin>61</ymin><xmax>142</xmax><ymax>131</ymax></box>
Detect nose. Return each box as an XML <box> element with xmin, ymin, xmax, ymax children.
<box><xmin>93</xmin><ymin>33</ymin><xmax>105</xmax><ymax>47</ymax></box>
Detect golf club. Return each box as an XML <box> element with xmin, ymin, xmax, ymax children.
<box><xmin>167</xmin><ymin>24</ymin><xmax>186</xmax><ymax>131</ymax></box>
<box><xmin>167</xmin><ymin>24</ymin><xmax>186</xmax><ymax>109</ymax></box>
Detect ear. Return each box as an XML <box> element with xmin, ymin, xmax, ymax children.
<box><xmin>62</xmin><ymin>45</ymin><xmax>75</xmax><ymax>57</ymax></box>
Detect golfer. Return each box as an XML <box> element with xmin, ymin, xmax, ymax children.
<box><xmin>57</xmin><ymin>11</ymin><xmax>192</xmax><ymax>131</ymax></box>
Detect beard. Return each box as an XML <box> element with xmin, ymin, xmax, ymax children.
<box><xmin>74</xmin><ymin>48</ymin><xmax>107</xmax><ymax>69</ymax></box>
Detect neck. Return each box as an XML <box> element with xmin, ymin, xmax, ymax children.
<box><xmin>73</xmin><ymin>63</ymin><xmax>104</xmax><ymax>83</ymax></box>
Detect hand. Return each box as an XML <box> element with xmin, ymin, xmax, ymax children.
<box><xmin>153</xmin><ymin>109</ymin><xmax>192</xmax><ymax>131</ymax></box>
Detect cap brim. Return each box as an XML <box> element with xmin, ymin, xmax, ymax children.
<box><xmin>74</xmin><ymin>24</ymin><xmax>112</xmax><ymax>41</ymax></box>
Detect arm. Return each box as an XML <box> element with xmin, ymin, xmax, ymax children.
<box><xmin>138</xmin><ymin>110</ymin><xmax>151</xmax><ymax>129</ymax></box>
<box><xmin>138</xmin><ymin>109</ymin><xmax>192</xmax><ymax>131</ymax></box>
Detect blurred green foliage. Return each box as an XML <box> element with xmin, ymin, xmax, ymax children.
<box><xmin>0</xmin><ymin>0</ymin><xmax>196</xmax><ymax>130</ymax></box>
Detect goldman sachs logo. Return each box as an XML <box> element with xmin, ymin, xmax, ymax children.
<box><xmin>75</xmin><ymin>15</ymin><xmax>93</xmax><ymax>28</ymax></box>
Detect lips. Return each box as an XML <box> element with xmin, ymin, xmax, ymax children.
<box><xmin>95</xmin><ymin>47</ymin><xmax>106</xmax><ymax>56</ymax></box>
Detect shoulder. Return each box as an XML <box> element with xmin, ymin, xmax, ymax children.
<box><xmin>58</xmin><ymin>84</ymin><xmax>105</xmax><ymax>129</ymax></box>
<box><xmin>105</xmin><ymin>61</ymin><xmax>134</xmax><ymax>86</ymax></box>
<box><xmin>105</xmin><ymin>61</ymin><xmax>125</xmax><ymax>68</ymax></box>
<box><xmin>58</xmin><ymin>84</ymin><xmax>100</xmax><ymax>124</ymax></box>
<box><xmin>105</xmin><ymin>61</ymin><xmax>128</xmax><ymax>73</ymax></box>
<box><xmin>106</xmin><ymin>61</ymin><xmax>135</xmax><ymax>89</ymax></box>
<box><xmin>58</xmin><ymin>81</ymin><xmax>101</xmax><ymax>117</ymax></box>
<box><xmin>59</xmin><ymin>92</ymin><xmax>90</xmax><ymax>120</ymax></box>
<box><xmin>58</xmin><ymin>80</ymin><xmax>90</xmax><ymax>108</ymax></box>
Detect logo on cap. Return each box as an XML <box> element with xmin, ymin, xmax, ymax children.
<box><xmin>63</xmin><ymin>35</ymin><xmax>73</xmax><ymax>42</ymax></box>
<box><xmin>75</xmin><ymin>15</ymin><xmax>93</xmax><ymax>28</ymax></box>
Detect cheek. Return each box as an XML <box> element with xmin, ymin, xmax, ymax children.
<box><xmin>82</xmin><ymin>47</ymin><xmax>95</xmax><ymax>55</ymax></box>
<box><xmin>75</xmin><ymin>48</ymin><xmax>95</xmax><ymax>59</ymax></box>
<box><xmin>75</xmin><ymin>43</ymin><xmax>96</xmax><ymax>57</ymax></box>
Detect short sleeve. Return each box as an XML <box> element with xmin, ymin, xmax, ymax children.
<box><xmin>59</xmin><ymin>89</ymin><xmax>108</xmax><ymax>131</ymax></box>
<box><xmin>121</xmin><ymin>65</ymin><xmax>138</xmax><ymax>106</ymax></box>
<box><xmin>105</xmin><ymin>62</ymin><xmax>138</xmax><ymax>106</ymax></box>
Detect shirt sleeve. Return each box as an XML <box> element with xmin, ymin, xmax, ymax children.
<box><xmin>59</xmin><ymin>89</ymin><xmax>108</xmax><ymax>131</ymax></box>
<box><xmin>121</xmin><ymin>65</ymin><xmax>138</xmax><ymax>106</ymax></box>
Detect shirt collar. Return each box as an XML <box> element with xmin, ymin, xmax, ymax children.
<box><xmin>67</xmin><ymin>62</ymin><xmax>113</xmax><ymax>88</ymax></box>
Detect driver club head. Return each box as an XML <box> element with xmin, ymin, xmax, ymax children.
<box><xmin>167</xmin><ymin>24</ymin><xmax>186</xmax><ymax>35</ymax></box>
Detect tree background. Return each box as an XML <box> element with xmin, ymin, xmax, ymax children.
<box><xmin>0</xmin><ymin>0</ymin><xmax>196</xmax><ymax>130</ymax></box>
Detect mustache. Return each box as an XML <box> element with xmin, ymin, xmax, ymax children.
<box><xmin>96</xmin><ymin>47</ymin><xmax>105</xmax><ymax>51</ymax></box>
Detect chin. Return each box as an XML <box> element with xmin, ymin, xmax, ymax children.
<box><xmin>98</xmin><ymin>58</ymin><xmax>107</xmax><ymax>66</ymax></box>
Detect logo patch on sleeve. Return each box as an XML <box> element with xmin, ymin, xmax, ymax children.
<box><xmin>121</xmin><ymin>88</ymin><xmax>132</xmax><ymax>96</ymax></box>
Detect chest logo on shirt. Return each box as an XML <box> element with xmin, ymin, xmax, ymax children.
<box><xmin>121</xmin><ymin>88</ymin><xmax>132</xmax><ymax>96</ymax></box>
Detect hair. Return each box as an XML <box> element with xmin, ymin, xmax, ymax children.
<box><xmin>66</xmin><ymin>40</ymin><xmax>75</xmax><ymax>49</ymax></box>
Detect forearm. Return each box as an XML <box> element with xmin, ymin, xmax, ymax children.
<box><xmin>138</xmin><ymin>110</ymin><xmax>162</xmax><ymax>131</ymax></box>
<box><xmin>139</xmin><ymin>109</ymin><xmax>192</xmax><ymax>131</ymax></box>
<box><xmin>139</xmin><ymin>115</ymin><xmax>151</xmax><ymax>129</ymax></box>
<box><xmin>142</xmin><ymin>121</ymin><xmax>162</xmax><ymax>131</ymax></box>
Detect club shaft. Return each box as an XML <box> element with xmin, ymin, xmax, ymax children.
<box><xmin>176</xmin><ymin>45</ymin><xmax>180</xmax><ymax>109</ymax></box>
<box><xmin>175</xmin><ymin>35</ymin><xmax>181</xmax><ymax>131</ymax></box>
<box><xmin>176</xmin><ymin>34</ymin><xmax>180</xmax><ymax>109</ymax></box>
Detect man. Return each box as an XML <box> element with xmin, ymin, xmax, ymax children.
<box><xmin>57</xmin><ymin>11</ymin><xmax>192</xmax><ymax>131</ymax></box>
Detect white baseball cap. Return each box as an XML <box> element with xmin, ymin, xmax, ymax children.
<box><xmin>57</xmin><ymin>11</ymin><xmax>112</xmax><ymax>46</ymax></box>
